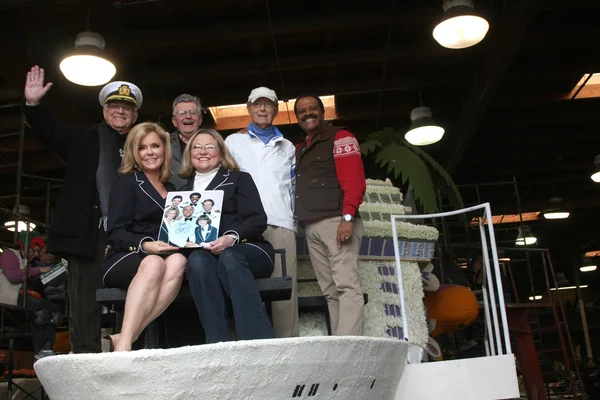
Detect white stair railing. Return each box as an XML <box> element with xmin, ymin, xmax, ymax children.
<box><xmin>391</xmin><ymin>202</ymin><xmax>512</xmax><ymax>360</ymax></box>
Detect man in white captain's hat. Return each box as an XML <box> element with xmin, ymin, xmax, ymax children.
<box><xmin>22</xmin><ymin>65</ymin><xmax>143</xmax><ymax>354</ymax></box>
<box><xmin>98</xmin><ymin>80</ymin><xmax>143</xmax><ymax>134</ymax></box>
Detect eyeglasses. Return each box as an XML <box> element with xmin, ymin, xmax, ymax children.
<box><xmin>192</xmin><ymin>144</ymin><xmax>218</xmax><ymax>152</ymax></box>
<box><xmin>174</xmin><ymin>109</ymin><xmax>200</xmax><ymax>117</ymax></box>
<box><xmin>106</xmin><ymin>103</ymin><xmax>134</xmax><ymax>112</ymax></box>
<box><xmin>250</xmin><ymin>101</ymin><xmax>276</xmax><ymax>109</ymax></box>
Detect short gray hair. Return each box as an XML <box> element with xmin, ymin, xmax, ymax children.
<box><xmin>172</xmin><ymin>94</ymin><xmax>202</xmax><ymax>115</ymax></box>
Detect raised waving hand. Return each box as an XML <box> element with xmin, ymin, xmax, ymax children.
<box><xmin>25</xmin><ymin>65</ymin><xmax>53</xmax><ymax>106</ymax></box>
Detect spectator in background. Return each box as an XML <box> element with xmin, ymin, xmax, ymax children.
<box><xmin>0</xmin><ymin>238</ymin><xmax>63</xmax><ymax>360</ymax></box>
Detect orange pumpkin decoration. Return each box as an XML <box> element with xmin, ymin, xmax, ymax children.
<box><xmin>424</xmin><ymin>284</ymin><xmax>479</xmax><ymax>337</ymax></box>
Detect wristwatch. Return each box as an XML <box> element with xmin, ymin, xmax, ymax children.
<box><xmin>342</xmin><ymin>214</ymin><xmax>354</xmax><ymax>222</ymax></box>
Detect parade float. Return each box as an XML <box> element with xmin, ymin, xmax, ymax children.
<box><xmin>34</xmin><ymin>179</ymin><xmax>519</xmax><ymax>400</ymax></box>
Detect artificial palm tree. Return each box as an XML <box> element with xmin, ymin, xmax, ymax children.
<box><xmin>361</xmin><ymin>127</ymin><xmax>463</xmax><ymax>214</ymax></box>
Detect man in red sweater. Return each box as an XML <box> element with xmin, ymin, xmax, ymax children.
<box><xmin>293</xmin><ymin>93</ymin><xmax>366</xmax><ymax>335</ymax></box>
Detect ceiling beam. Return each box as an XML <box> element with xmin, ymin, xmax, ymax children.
<box><xmin>471</xmin><ymin>119</ymin><xmax>600</xmax><ymax>152</ymax></box>
<box><xmin>462</xmin><ymin>146</ymin><xmax>598</xmax><ymax>165</ymax></box>
<box><xmin>471</xmin><ymin>128</ymin><xmax>600</xmax><ymax>148</ymax></box>
<box><xmin>541</xmin><ymin>0</ymin><xmax>600</xmax><ymax>10</ymax></box>
<box><xmin>455</xmin><ymin>160</ymin><xmax>592</xmax><ymax>180</ymax></box>
<box><xmin>482</xmin><ymin>97</ymin><xmax>600</xmax><ymax>128</ymax></box>
<box><xmin>521</xmin><ymin>27</ymin><xmax>600</xmax><ymax>50</ymax></box>
<box><xmin>133</xmin><ymin>74</ymin><xmax>468</xmax><ymax>117</ymax></box>
<box><xmin>441</xmin><ymin>0</ymin><xmax>542</xmax><ymax>173</ymax></box>
<box><xmin>499</xmin><ymin>195</ymin><xmax>600</xmax><ymax>214</ymax></box>
<box><xmin>108</xmin><ymin>6</ymin><xmax>433</xmax><ymax>50</ymax></box>
<box><xmin>132</xmin><ymin>42</ymin><xmax>456</xmax><ymax>87</ymax></box>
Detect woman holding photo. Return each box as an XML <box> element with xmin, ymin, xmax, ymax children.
<box><xmin>103</xmin><ymin>122</ymin><xmax>186</xmax><ymax>351</ymax></box>
<box><xmin>179</xmin><ymin>128</ymin><xmax>275</xmax><ymax>343</ymax></box>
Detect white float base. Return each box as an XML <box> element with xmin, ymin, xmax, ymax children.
<box><xmin>35</xmin><ymin>337</ymin><xmax>409</xmax><ymax>400</ymax></box>
<box><xmin>396</xmin><ymin>354</ymin><xmax>519</xmax><ymax>400</ymax></box>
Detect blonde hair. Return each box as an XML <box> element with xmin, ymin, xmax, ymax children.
<box><xmin>179</xmin><ymin>128</ymin><xmax>239</xmax><ymax>179</ymax></box>
<box><xmin>164</xmin><ymin>206</ymin><xmax>179</xmax><ymax>219</ymax></box>
<box><xmin>120</xmin><ymin>122</ymin><xmax>172</xmax><ymax>183</ymax></box>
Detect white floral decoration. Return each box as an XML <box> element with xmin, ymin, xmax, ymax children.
<box><xmin>362</xmin><ymin>221</ymin><xmax>395</xmax><ymax>238</ymax></box>
<box><xmin>363</xmin><ymin>186</ymin><xmax>404</xmax><ymax>197</ymax></box>
<box><xmin>359</xmin><ymin>202</ymin><xmax>406</xmax><ymax>214</ymax></box>
<box><xmin>397</xmin><ymin>221</ymin><xmax>439</xmax><ymax>241</ymax></box>
<box><xmin>297</xmin><ymin>258</ymin><xmax>429</xmax><ymax>346</ymax></box>
<box><xmin>362</xmin><ymin>220</ymin><xmax>439</xmax><ymax>241</ymax></box>
<box><xmin>399</xmin><ymin>261</ymin><xmax>429</xmax><ymax>347</ymax></box>
<box><xmin>299</xmin><ymin>312</ymin><xmax>327</xmax><ymax>337</ymax></box>
<box><xmin>365</xmin><ymin>178</ymin><xmax>395</xmax><ymax>187</ymax></box>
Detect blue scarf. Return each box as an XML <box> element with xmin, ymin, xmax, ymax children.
<box><xmin>248</xmin><ymin>123</ymin><xmax>282</xmax><ymax>144</ymax></box>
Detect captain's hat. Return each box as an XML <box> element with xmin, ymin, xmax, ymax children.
<box><xmin>99</xmin><ymin>81</ymin><xmax>143</xmax><ymax>110</ymax></box>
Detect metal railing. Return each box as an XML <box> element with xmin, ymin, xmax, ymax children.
<box><xmin>391</xmin><ymin>202</ymin><xmax>512</xmax><ymax>357</ymax></box>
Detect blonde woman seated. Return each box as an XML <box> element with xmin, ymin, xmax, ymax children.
<box><xmin>103</xmin><ymin>122</ymin><xmax>186</xmax><ymax>351</ymax></box>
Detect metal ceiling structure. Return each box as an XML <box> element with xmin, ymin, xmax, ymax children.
<box><xmin>1</xmin><ymin>0</ymin><xmax>599</xmax><ymax>288</ymax></box>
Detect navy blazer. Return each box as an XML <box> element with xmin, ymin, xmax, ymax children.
<box><xmin>194</xmin><ymin>225</ymin><xmax>218</xmax><ymax>244</ymax></box>
<box><xmin>105</xmin><ymin>171</ymin><xmax>173</xmax><ymax>257</ymax></box>
<box><xmin>183</xmin><ymin>167</ymin><xmax>273</xmax><ymax>262</ymax></box>
<box><xmin>23</xmin><ymin>103</ymin><xmax>105</xmax><ymax>258</ymax></box>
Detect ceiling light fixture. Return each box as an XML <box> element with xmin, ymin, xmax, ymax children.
<box><xmin>60</xmin><ymin>32</ymin><xmax>116</xmax><ymax>86</ymax></box>
<box><xmin>550</xmin><ymin>285</ymin><xmax>588</xmax><ymax>291</ymax></box>
<box><xmin>433</xmin><ymin>0</ymin><xmax>489</xmax><ymax>49</ymax></box>
<box><xmin>4</xmin><ymin>220</ymin><xmax>36</xmax><ymax>232</ymax></box>
<box><xmin>591</xmin><ymin>154</ymin><xmax>600</xmax><ymax>183</ymax></box>
<box><xmin>405</xmin><ymin>106</ymin><xmax>445</xmax><ymax>146</ymax></box>
<box><xmin>515</xmin><ymin>225</ymin><xmax>537</xmax><ymax>246</ymax></box>
<box><xmin>528</xmin><ymin>295</ymin><xmax>542</xmax><ymax>301</ymax></box>
<box><xmin>580</xmin><ymin>257</ymin><xmax>597</xmax><ymax>272</ymax></box>
<box><xmin>540</xmin><ymin>197</ymin><xmax>570</xmax><ymax>220</ymax></box>
<box><xmin>496</xmin><ymin>249</ymin><xmax>510</xmax><ymax>262</ymax></box>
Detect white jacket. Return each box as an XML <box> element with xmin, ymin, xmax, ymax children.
<box><xmin>226</xmin><ymin>132</ymin><xmax>296</xmax><ymax>232</ymax></box>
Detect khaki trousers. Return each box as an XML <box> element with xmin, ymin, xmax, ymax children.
<box><xmin>304</xmin><ymin>216</ymin><xmax>364</xmax><ymax>335</ymax></box>
<box><xmin>263</xmin><ymin>225</ymin><xmax>299</xmax><ymax>337</ymax></box>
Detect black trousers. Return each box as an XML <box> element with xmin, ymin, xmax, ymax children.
<box><xmin>17</xmin><ymin>294</ymin><xmax>60</xmax><ymax>353</ymax></box>
<box><xmin>66</xmin><ymin>229</ymin><xmax>104</xmax><ymax>353</ymax></box>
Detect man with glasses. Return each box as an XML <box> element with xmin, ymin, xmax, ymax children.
<box><xmin>225</xmin><ymin>87</ymin><xmax>299</xmax><ymax>338</ymax></box>
<box><xmin>22</xmin><ymin>65</ymin><xmax>142</xmax><ymax>353</ymax></box>
<box><xmin>169</xmin><ymin>94</ymin><xmax>203</xmax><ymax>189</ymax></box>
